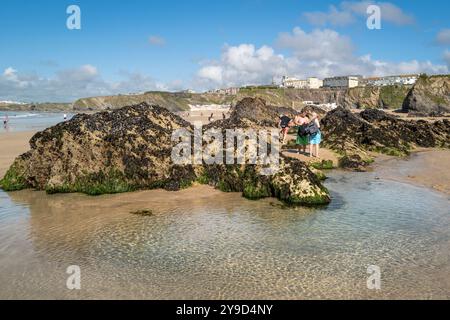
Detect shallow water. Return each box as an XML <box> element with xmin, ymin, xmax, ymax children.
<box><xmin>0</xmin><ymin>111</ymin><xmax>72</xmax><ymax>133</ymax></box>
<box><xmin>0</xmin><ymin>160</ymin><xmax>449</xmax><ymax>299</ymax></box>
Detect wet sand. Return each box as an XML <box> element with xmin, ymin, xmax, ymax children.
<box><xmin>0</xmin><ymin>131</ymin><xmax>34</xmax><ymax>177</ymax></box>
<box><xmin>375</xmin><ymin>149</ymin><xmax>450</xmax><ymax>195</ymax></box>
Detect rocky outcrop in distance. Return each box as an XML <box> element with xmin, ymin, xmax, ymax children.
<box><xmin>342</xmin><ymin>85</ymin><xmax>411</xmax><ymax>110</ymax></box>
<box><xmin>72</xmin><ymin>88</ymin><xmax>348</xmax><ymax>112</ymax></box>
<box><xmin>1</xmin><ymin>99</ymin><xmax>331</xmax><ymax>206</ymax></box>
<box><xmin>0</xmin><ymin>102</ymin><xmax>73</xmax><ymax>112</ymax></box>
<box><xmin>70</xmin><ymin>85</ymin><xmax>415</xmax><ymax>112</ymax></box>
<box><xmin>402</xmin><ymin>75</ymin><xmax>450</xmax><ymax>116</ymax></box>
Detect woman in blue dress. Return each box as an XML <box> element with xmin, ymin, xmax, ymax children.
<box><xmin>309</xmin><ymin>112</ymin><xmax>322</xmax><ymax>158</ymax></box>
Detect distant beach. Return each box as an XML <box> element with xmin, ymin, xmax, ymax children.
<box><xmin>0</xmin><ymin>111</ymin><xmax>72</xmax><ymax>134</ymax></box>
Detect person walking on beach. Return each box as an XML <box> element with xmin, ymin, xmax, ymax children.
<box><xmin>279</xmin><ymin>113</ymin><xmax>292</xmax><ymax>145</ymax></box>
<box><xmin>3</xmin><ymin>114</ymin><xmax>9</xmax><ymax>128</ymax></box>
<box><xmin>308</xmin><ymin>112</ymin><xmax>322</xmax><ymax>158</ymax></box>
<box><xmin>295</xmin><ymin>113</ymin><xmax>310</xmax><ymax>154</ymax></box>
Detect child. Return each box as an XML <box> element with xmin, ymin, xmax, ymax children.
<box><xmin>279</xmin><ymin>114</ymin><xmax>292</xmax><ymax>145</ymax></box>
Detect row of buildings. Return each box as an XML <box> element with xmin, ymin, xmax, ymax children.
<box><xmin>202</xmin><ymin>74</ymin><xmax>419</xmax><ymax>94</ymax></box>
<box><xmin>207</xmin><ymin>87</ymin><xmax>240</xmax><ymax>95</ymax></box>
<box><xmin>281</xmin><ymin>74</ymin><xmax>419</xmax><ymax>89</ymax></box>
<box><xmin>281</xmin><ymin>76</ymin><xmax>324</xmax><ymax>89</ymax></box>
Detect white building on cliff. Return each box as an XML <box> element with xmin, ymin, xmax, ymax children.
<box><xmin>362</xmin><ymin>74</ymin><xmax>419</xmax><ymax>87</ymax></box>
<box><xmin>281</xmin><ymin>76</ymin><xmax>323</xmax><ymax>89</ymax></box>
<box><xmin>323</xmin><ymin>76</ymin><xmax>360</xmax><ymax>88</ymax></box>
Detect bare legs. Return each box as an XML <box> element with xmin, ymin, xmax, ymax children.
<box><xmin>310</xmin><ymin>144</ymin><xmax>320</xmax><ymax>158</ymax></box>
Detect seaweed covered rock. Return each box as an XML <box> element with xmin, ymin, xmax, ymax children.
<box><xmin>321</xmin><ymin>107</ymin><xmax>450</xmax><ymax>170</ymax></box>
<box><xmin>1</xmin><ymin>103</ymin><xmax>197</xmax><ymax>195</ymax></box>
<box><xmin>402</xmin><ymin>75</ymin><xmax>450</xmax><ymax>116</ymax></box>
<box><xmin>200</xmin><ymin>157</ymin><xmax>330</xmax><ymax>206</ymax></box>
<box><xmin>224</xmin><ymin>97</ymin><xmax>296</xmax><ymax>128</ymax></box>
<box><xmin>203</xmin><ymin>97</ymin><xmax>331</xmax><ymax>205</ymax></box>
<box><xmin>1</xmin><ymin>100</ymin><xmax>331</xmax><ymax>206</ymax></box>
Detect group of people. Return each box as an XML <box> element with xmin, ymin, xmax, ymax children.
<box><xmin>279</xmin><ymin>111</ymin><xmax>322</xmax><ymax>158</ymax></box>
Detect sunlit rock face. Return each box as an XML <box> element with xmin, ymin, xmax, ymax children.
<box><xmin>402</xmin><ymin>75</ymin><xmax>450</xmax><ymax>116</ymax></box>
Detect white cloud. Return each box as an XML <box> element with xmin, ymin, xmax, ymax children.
<box><xmin>436</xmin><ymin>29</ymin><xmax>450</xmax><ymax>46</ymax></box>
<box><xmin>277</xmin><ymin>27</ymin><xmax>354</xmax><ymax>61</ymax></box>
<box><xmin>196</xmin><ymin>44</ymin><xmax>289</xmax><ymax>88</ymax></box>
<box><xmin>303</xmin><ymin>1</ymin><xmax>415</xmax><ymax>27</ymax></box>
<box><xmin>198</xmin><ymin>66</ymin><xmax>223</xmax><ymax>83</ymax></box>
<box><xmin>303</xmin><ymin>5</ymin><xmax>355</xmax><ymax>27</ymax></box>
<box><xmin>3</xmin><ymin>67</ymin><xmax>17</xmax><ymax>78</ymax></box>
<box><xmin>148</xmin><ymin>35</ymin><xmax>166</xmax><ymax>46</ymax></box>
<box><xmin>196</xmin><ymin>27</ymin><xmax>448</xmax><ymax>89</ymax></box>
<box><xmin>0</xmin><ymin>65</ymin><xmax>178</xmax><ymax>102</ymax></box>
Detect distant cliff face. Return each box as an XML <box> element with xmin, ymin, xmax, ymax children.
<box><xmin>342</xmin><ymin>85</ymin><xmax>411</xmax><ymax>110</ymax></box>
<box><xmin>72</xmin><ymin>88</ymin><xmax>349</xmax><ymax>112</ymax></box>
<box><xmin>71</xmin><ymin>86</ymin><xmax>413</xmax><ymax>113</ymax></box>
<box><xmin>402</xmin><ymin>75</ymin><xmax>450</xmax><ymax>116</ymax></box>
<box><xmin>1</xmin><ymin>83</ymin><xmax>421</xmax><ymax>113</ymax></box>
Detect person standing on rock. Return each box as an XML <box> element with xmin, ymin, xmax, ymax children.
<box><xmin>308</xmin><ymin>112</ymin><xmax>322</xmax><ymax>158</ymax></box>
<box><xmin>279</xmin><ymin>113</ymin><xmax>292</xmax><ymax>145</ymax></box>
<box><xmin>295</xmin><ymin>113</ymin><xmax>310</xmax><ymax>155</ymax></box>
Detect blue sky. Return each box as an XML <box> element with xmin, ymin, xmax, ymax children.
<box><xmin>0</xmin><ymin>0</ymin><xmax>449</xmax><ymax>102</ymax></box>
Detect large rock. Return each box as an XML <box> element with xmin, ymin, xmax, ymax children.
<box><xmin>321</xmin><ymin>107</ymin><xmax>450</xmax><ymax>170</ymax></box>
<box><xmin>227</xmin><ymin>97</ymin><xmax>295</xmax><ymax>128</ymax></box>
<box><xmin>1</xmin><ymin>104</ymin><xmax>196</xmax><ymax>194</ymax></box>
<box><xmin>202</xmin><ymin>98</ymin><xmax>330</xmax><ymax>205</ymax></box>
<box><xmin>1</xmin><ymin>100</ymin><xmax>330</xmax><ymax>206</ymax></box>
<box><xmin>402</xmin><ymin>75</ymin><xmax>450</xmax><ymax>116</ymax></box>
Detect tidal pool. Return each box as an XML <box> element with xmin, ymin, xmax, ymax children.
<box><xmin>0</xmin><ymin>159</ymin><xmax>449</xmax><ymax>299</ymax></box>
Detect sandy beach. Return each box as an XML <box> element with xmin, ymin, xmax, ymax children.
<box><xmin>0</xmin><ymin>131</ymin><xmax>34</xmax><ymax>177</ymax></box>
<box><xmin>374</xmin><ymin>149</ymin><xmax>450</xmax><ymax>195</ymax></box>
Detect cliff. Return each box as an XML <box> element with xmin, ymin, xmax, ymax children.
<box><xmin>342</xmin><ymin>85</ymin><xmax>411</xmax><ymax>110</ymax></box>
<box><xmin>2</xmin><ymin>84</ymin><xmax>416</xmax><ymax>113</ymax></box>
<box><xmin>72</xmin><ymin>87</ymin><xmax>348</xmax><ymax>112</ymax></box>
<box><xmin>402</xmin><ymin>75</ymin><xmax>450</xmax><ymax>116</ymax></box>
